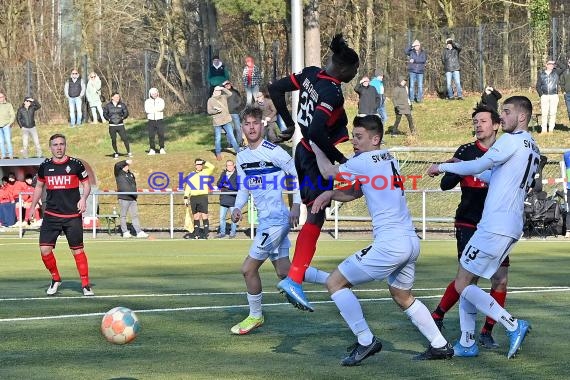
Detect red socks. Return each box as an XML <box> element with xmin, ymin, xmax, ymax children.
<box><xmin>73</xmin><ymin>250</ymin><xmax>90</xmax><ymax>287</ymax></box>
<box><xmin>41</xmin><ymin>252</ymin><xmax>61</xmax><ymax>282</ymax></box>
<box><xmin>289</xmin><ymin>223</ymin><xmax>321</xmax><ymax>284</ymax></box>
<box><xmin>482</xmin><ymin>289</ymin><xmax>507</xmax><ymax>333</ymax></box>
<box><xmin>432</xmin><ymin>280</ymin><xmax>460</xmax><ymax>319</ymax></box>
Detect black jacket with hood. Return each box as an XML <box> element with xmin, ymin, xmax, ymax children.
<box><xmin>114</xmin><ymin>160</ymin><xmax>137</xmax><ymax>201</ymax></box>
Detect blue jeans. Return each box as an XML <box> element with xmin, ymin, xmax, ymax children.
<box><xmin>68</xmin><ymin>96</ymin><xmax>83</xmax><ymax>126</ymax></box>
<box><xmin>408</xmin><ymin>72</ymin><xmax>424</xmax><ymax>102</ymax></box>
<box><xmin>230</xmin><ymin>114</ymin><xmax>242</xmax><ymax>146</ymax></box>
<box><xmin>0</xmin><ymin>125</ymin><xmax>13</xmax><ymax>158</ymax></box>
<box><xmin>214</xmin><ymin>123</ymin><xmax>239</xmax><ymax>155</ymax></box>
<box><xmin>276</xmin><ymin>115</ymin><xmax>287</xmax><ymax>132</ymax></box>
<box><xmin>377</xmin><ymin>95</ymin><xmax>388</xmax><ymax>125</ymax></box>
<box><xmin>446</xmin><ymin>71</ymin><xmax>463</xmax><ymax>99</ymax></box>
<box><xmin>219</xmin><ymin>206</ymin><xmax>237</xmax><ymax>235</ymax></box>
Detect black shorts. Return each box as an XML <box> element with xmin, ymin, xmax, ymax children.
<box><xmin>294</xmin><ymin>141</ymin><xmax>334</xmax><ymax>205</ymax></box>
<box><xmin>39</xmin><ymin>214</ymin><xmax>84</xmax><ymax>250</ymax></box>
<box><xmin>190</xmin><ymin>195</ymin><xmax>209</xmax><ymax>214</ymax></box>
<box><xmin>455</xmin><ymin>225</ymin><xmax>509</xmax><ymax>267</ymax></box>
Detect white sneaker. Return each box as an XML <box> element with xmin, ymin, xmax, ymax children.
<box><xmin>160</xmin><ymin>148</ymin><xmax>166</xmax><ymax>154</ymax></box>
<box><xmin>136</xmin><ymin>231</ymin><xmax>149</xmax><ymax>238</ymax></box>
<box><xmin>46</xmin><ymin>280</ymin><xmax>62</xmax><ymax>296</ymax></box>
<box><xmin>82</xmin><ymin>286</ymin><xmax>95</xmax><ymax>296</ymax></box>
<box><xmin>123</xmin><ymin>231</ymin><xmax>132</xmax><ymax>238</ymax></box>
<box><xmin>32</xmin><ymin>219</ymin><xmax>42</xmax><ymax>227</ymax></box>
<box><xmin>147</xmin><ymin>149</ymin><xmax>156</xmax><ymax>155</ymax></box>
<box><xmin>127</xmin><ymin>152</ymin><xmax>133</xmax><ymax>157</ymax></box>
<box><xmin>113</xmin><ymin>153</ymin><xmax>119</xmax><ymax>159</ymax></box>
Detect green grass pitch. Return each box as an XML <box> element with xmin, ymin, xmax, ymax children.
<box><xmin>1</xmin><ymin>237</ymin><xmax>569</xmax><ymax>380</ymax></box>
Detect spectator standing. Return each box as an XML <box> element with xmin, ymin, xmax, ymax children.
<box><xmin>216</xmin><ymin>160</ymin><xmax>238</xmax><ymax>239</ymax></box>
<box><xmin>207</xmin><ymin>86</ymin><xmax>240</xmax><ymax>161</ymax></box>
<box><xmin>354</xmin><ymin>76</ymin><xmax>381</xmax><ymax>115</ymax></box>
<box><xmin>559</xmin><ymin>58</ymin><xmax>570</xmax><ymax>124</ymax></box>
<box><xmin>208</xmin><ymin>56</ymin><xmax>230</xmax><ymax>96</ymax></box>
<box><xmin>0</xmin><ymin>92</ymin><xmax>15</xmax><ymax>159</ymax></box>
<box><xmin>86</xmin><ymin>72</ymin><xmax>105</xmax><ymax>124</ymax></box>
<box><xmin>223</xmin><ymin>81</ymin><xmax>245</xmax><ymax>146</ymax></box>
<box><xmin>442</xmin><ymin>38</ymin><xmax>463</xmax><ymax>100</ymax></box>
<box><xmin>64</xmin><ymin>69</ymin><xmax>85</xmax><ymax>127</ymax></box>
<box><xmin>391</xmin><ymin>76</ymin><xmax>416</xmax><ymax>136</ymax></box>
<box><xmin>254</xmin><ymin>91</ymin><xmax>280</xmax><ymax>143</ymax></box>
<box><xmin>183</xmin><ymin>158</ymin><xmax>215</xmax><ymax>239</ymax></box>
<box><xmin>536</xmin><ymin>58</ymin><xmax>561</xmax><ymax>133</ymax></box>
<box><xmin>405</xmin><ymin>40</ymin><xmax>427</xmax><ymax>103</ymax></box>
<box><xmin>145</xmin><ymin>87</ymin><xmax>166</xmax><ymax>155</ymax></box>
<box><xmin>16</xmin><ymin>97</ymin><xmax>42</xmax><ymax>158</ymax></box>
<box><xmin>114</xmin><ymin>160</ymin><xmax>148</xmax><ymax>238</ymax></box>
<box><xmin>103</xmin><ymin>92</ymin><xmax>131</xmax><ymax>158</ymax></box>
<box><xmin>480</xmin><ymin>86</ymin><xmax>502</xmax><ymax>112</ymax></box>
<box><xmin>370</xmin><ymin>70</ymin><xmax>388</xmax><ymax>124</ymax></box>
<box><xmin>242</xmin><ymin>56</ymin><xmax>262</xmax><ymax>105</ymax></box>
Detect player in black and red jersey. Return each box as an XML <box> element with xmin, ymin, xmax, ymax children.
<box><xmin>431</xmin><ymin>104</ymin><xmax>509</xmax><ymax>350</ymax></box>
<box><xmin>28</xmin><ymin>134</ymin><xmax>94</xmax><ymax>296</ymax></box>
<box><xmin>268</xmin><ymin>34</ymin><xmax>359</xmax><ymax>311</ymax></box>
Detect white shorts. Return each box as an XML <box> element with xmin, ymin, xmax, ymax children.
<box><xmin>460</xmin><ymin>229</ymin><xmax>517</xmax><ymax>279</ymax></box>
<box><xmin>248</xmin><ymin>223</ymin><xmax>290</xmax><ymax>262</ymax></box>
<box><xmin>338</xmin><ymin>234</ymin><xmax>420</xmax><ymax>290</ymax></box>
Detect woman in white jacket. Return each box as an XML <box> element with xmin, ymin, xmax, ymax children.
<box><xmin>145</xmin><ymin>87</ymin><xmax>166</xmax><ymax>155</ymax></box>
<box><xmin>86</xmin><ymin>72</ymin><xmax>105</xmax><ymax>124</ymax></box>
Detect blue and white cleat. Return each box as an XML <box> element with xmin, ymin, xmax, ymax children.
<box><xmin>506</xmin><ymin>319</ymin><xmax>531</xmax><ymax>359</ymax></box>
<box><xmin>453</xmin><ymin>341</ymin><xmax>479</xmax><ymax>357</ymax></box>
<box><xmin>277</xmin><ymin>277</ymin><xmax>314</xmax><ymax>312</ymax></box>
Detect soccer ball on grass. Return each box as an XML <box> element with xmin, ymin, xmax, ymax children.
<box><xmin>101</xmin><ymin>307</ymin><xmax>141</xmax><ymax>344</ymax></box>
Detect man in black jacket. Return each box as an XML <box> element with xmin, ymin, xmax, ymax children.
<box><xmin>442</xmin><ymin>38</ymin><xmax>463</xmax><ymax>100</ymax></box>
<box><xmin>16</xmin><ymin>97</ymin><xmax>42</xmax><ymax>158</ymax></box>
<box><xmin>216</xmin><ymin>160</ymin><xmax>238</xmax><ymax>238</ymax></box>
<box><xmin>114</xmin><ymin>160</ymin><xmax>148</xmax><ymax>238</ymax></box>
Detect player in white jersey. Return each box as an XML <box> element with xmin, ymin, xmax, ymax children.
<box><xmin>427</xmin><ymin>96</ymin><xmax>539</xmax><ymax>359</ymax></box>
<box><xmin>229</xmin><ymin>107</ymin><xmax>329</xmax><ymax>335</ymax></box>
<box><xmin>311</xmin><ymin>114</ymin><xmax>453</xmax><ymax>366</ymax></box>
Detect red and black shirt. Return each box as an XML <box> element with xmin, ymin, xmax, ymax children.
<box><xmin>37</xmin><ymin>156</ymin><xmax>89</xmax><ymax>217</ymax></box>
<box><xmin>440</xmin><ymin>141</ymin><xmax>489</xmax><ymax>228</ymax></box>
<box><xmin>269</xmin><ymin>66</ymin><xmax>349</xmax><ymax>163</ymax></box>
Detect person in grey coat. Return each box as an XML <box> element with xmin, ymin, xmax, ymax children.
<box><xmin>391</xmin><ymin>76</ymin><xmax>416</xmax><ymax>136</ymax></box>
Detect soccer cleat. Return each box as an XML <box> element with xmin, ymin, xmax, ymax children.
<box><xmin>413</xmin><ymin>342</ymin><xmax>454</xmax><ymax>360</ymax></box>
<box><xmin>506</xmin><ymin>319</ymin><xmax>531</xmax><ymax>359</ymax></box>
<box><xmin>277</xmin><ymin>277</ymin><xmax>314</xmax><ymax>312</ymax></box>
<box><xmin>230</xmin><ymin>315</ymin><xmax>264</xmax><ymax>335</ymax></box>
<box><xmin>147</xmin><ymin>149</ymin><xmax>156</xmax><ymax>155</ymax></box>
<box><xmin>82</xmin><ymin>286</ymin><xmax>95</xmax><ymax>296</ymax></box>
<box><xmin>341</xmin><ymin>337</ymin><xmax>383</xmax><ymax>366</ymax></box>
<box><xmin>453</xmin><ymin>341</ymin><xmax>479</xmax><ymax>357</ymax></box>
<box><xmin>433</xmin><ymin>317</ymin><xmax>444</xmax><ymax>331</ymax></box>
<box><xmin>479</xmin><ymin>331</ymin><xmax>499</xmax><ymax>349</ymax></box>
<box><xmin>46</xmin><ymin>280</ymin><xmax>62</xmax><ymax>296</ymax></box>
<box><xmin>159</xmin><ymin>148</ymin><xmax>166</xmax><ymax>154</ymax></box>
<box><xmin>136</xmin><ymin>231</ymin><xmax>149</xmax><ymax>238</ymax></box>
<box><xmin>123</xmin><ymin>231</ymin><xmax>132</xmax><ymax>238</ymax></box>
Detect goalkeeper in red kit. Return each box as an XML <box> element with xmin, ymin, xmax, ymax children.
<box><xmin>268</xmin><ymin>34</ymin><xmax>359</xmax><ymax>311</ymax></box>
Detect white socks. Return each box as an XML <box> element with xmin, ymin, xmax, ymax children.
<box><xmin>331</xmin><ymin>288</ymin><xmax>373</xmax><ymax>346</ymax></box>
<box><xmin>304</xmin><ymin>266</ymin><xmax>330</xmax><ymax>284</ymax></box>
<box><xmin>247</xmin><ymin>292</ymin><xmax>263</xmax><ymax>318</ymax></box>
<box><xmin>458</xmin><ymin>296</ymin><xmax>477</xmax><ymax>346</ymax></box>
<box><xmin>462</xmin><ymin>285</ymin><xmax>517</xmax><ymax>332</ymax></box>
<box><xmin>404</xmin><ymin>299</ymin><xmax>448</xmax><ymax>349</ymax></box>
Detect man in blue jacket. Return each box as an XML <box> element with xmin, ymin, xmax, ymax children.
<box><xmin>405</xmin><ymin>40</ymin><xmax>427</xmax><ymax>103</ymax></box>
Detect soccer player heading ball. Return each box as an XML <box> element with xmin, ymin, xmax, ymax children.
<box><xmin>269</xmin><ymin>33</ymin><xmax>359</xmax><ymax>311</ymax></box>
